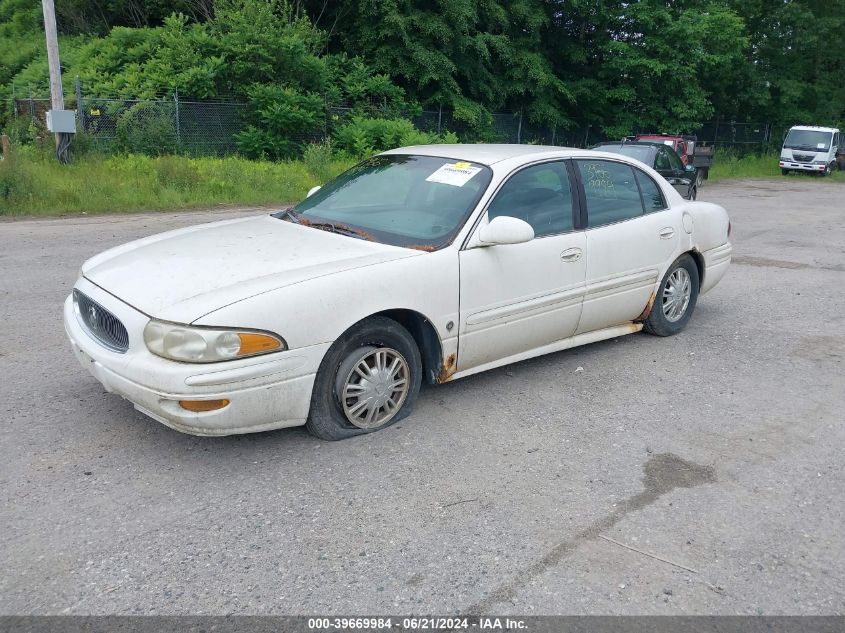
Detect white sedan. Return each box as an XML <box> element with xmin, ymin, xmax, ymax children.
<box><xmin>64</xmin><ymin>145</ymin><xmax>732</xmax><ymax>440</ymax></box>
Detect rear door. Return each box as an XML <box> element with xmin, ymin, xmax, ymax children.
<box><xmin>573</xmin><ymin>159</ymin><xmax>680</xmax><ymax>334</ymax></box>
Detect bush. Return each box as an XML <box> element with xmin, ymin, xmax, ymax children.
<box><xmin>0</xmin><ymin>152</ymin><xmax>34</xmax><ymax>203</ymax></box>
<box><xmin>302</xmin><ymin>141</ymin><xmax>341</xmax><ymax>182</ymax></box>
<box><xmin>332</xmin><ymin>116</ymin><xmax>457</xmax><ymax>158</ymax></box>
<box><xmin>114</xmin><ymin>102</ymin><xmax>178</xmax><ymax>155</ymax></box>
<box><xmin>0</xmin><ymin>113</ymin><xmax>52</xmax><ymax>148</ymax></box>
<box><xmin>235</xmin><ymin>85</ymin><xmax>325</xmax><ymax>160</ymax></box>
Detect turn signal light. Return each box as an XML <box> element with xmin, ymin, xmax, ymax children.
<box><xmin>238</xmin><ymin>333</ymin><xmax>282</xmax><ymax>355</ymax></box>
<box><xmin>179</xmin><ymin>399</ymin><xmax>230</xmax><ymax>412</ymax></box>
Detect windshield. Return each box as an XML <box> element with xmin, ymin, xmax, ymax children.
<box><xmin>784</xmin><ymin>129</ymin><xmax>833</xmax><ymax>151</ymax></box>
<box><xmin>594</xmin><ymin>145</ymin><xmax>653</xmax><ymax>164</ymax></box>
<box><xmin>278</xmin><ymin>155</ymin><xmax>492</xmax><ymax>250</ymax></box>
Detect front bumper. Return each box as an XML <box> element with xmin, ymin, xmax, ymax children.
<box><xmin>64</xmin><ymin>279</ymin><xmax>327</xmax><ymax>436</ymax></box>
<box><xmin>779</xmin><ymin>161</ymin><xmax>827</xmax><ymax>172</ymax></box>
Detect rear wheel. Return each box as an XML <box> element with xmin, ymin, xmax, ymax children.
<box><xmin>695</xmin><ymin>170</ymin><xmax>704</xmax><ymax>188</ymax></box>
<box><xmin>643</xmin><ymin>254</ymin><xmax>700</xmax><ymax>337</ymax></box>
<box><xmin>306</xmin><ymin>316</ymin><xmax>422</xmax><ymax>440</ymax></box>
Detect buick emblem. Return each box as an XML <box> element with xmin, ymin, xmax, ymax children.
<box><xmin>88</xmin><ymin>305</ymin><xmax>99</xmax><ymax>330</ymax></box>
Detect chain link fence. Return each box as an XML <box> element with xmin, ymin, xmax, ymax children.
<box><xmin>2</xmin><ymin>92</ymin><xmax>788</xmax><ymax>157</ymax></box>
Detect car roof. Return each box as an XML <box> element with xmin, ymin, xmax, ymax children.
<box><xmin>790</xmin><ymin>125</ymin><xmax>838</xmax><ymax>133</ymax></box>
<box><xmin>594</xmin><ymin>141</ymin><xmax>661</xmax><ymax>149</ymax></box>
<box><xmin>380</xmin><ymin>144</ymin><xmax>580</xmax><ymax>166</ymax></box>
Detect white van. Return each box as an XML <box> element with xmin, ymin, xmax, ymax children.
<box><xmin>779</xmin><ymin>125</ymin><xmax>843</xmax><ymax>176</ymax></box>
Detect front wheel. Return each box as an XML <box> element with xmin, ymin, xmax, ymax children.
<box><xmin>306</xmin><ymin>316</ymin><xmax>422</xmax><ymax>440</ymax></box>
<box><xmin>643</xmin><ymin>254</ymin><xmax>700</xmax><ymax>337</ymax></box>
<box><xmin>689</xmin><ymin>186</ymin><xmax>697</xmax><ymax>201</ymax></box>
<box><xmin>822</xmin><ymin>163</ymin><xmax>833</xmax><ymax>176</ymax></box>
<box><xmin>781</xmin><ymin>168</ymin><xmax>790</xmax><ymax>176</ymax></box>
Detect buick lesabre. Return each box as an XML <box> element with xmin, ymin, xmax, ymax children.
<box><xmin>64</xmin><ymin>145</ymin><xmax>732</xmax><ymax>439</ymax></box>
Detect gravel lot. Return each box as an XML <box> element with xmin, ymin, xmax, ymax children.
<box><xmin>1</xmin><ymin>177</ymin><xmax>843</xmax><ymax>615</ymax></box>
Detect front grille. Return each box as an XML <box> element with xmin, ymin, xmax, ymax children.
<box><xmin>793</xmin><ymin>153</ymin><xmax>815</xmax><ymax>163</ymax></box>
<box><xmin>73</xmin><ymin>290</ymin><xmax>129</xmax><ymax>353</ymax></box>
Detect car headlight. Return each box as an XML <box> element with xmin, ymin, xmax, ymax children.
<box><xmin>143</xmin><ymin>320</ymin><xmax>286</xmax><ymax>363</ymax></box>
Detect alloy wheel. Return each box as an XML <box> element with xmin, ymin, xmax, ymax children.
<box><xmin>662</xmin><ymin>267</ymin><xmax>692</xmax><ymax>322</ymax></box>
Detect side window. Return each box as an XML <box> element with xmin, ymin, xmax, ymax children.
<box><xmin>654</xmin><ymin>149</ymin><xmax>671</xmax><ymax>171</ymax></box>
<box><xmin>577</xmin><ymin>160</ymin><xmax>643</xmax><ymax>228</ymax></box>
<box><xmin>666</xmin><ymin>149</ymin><xmax>684</xmax><ymax>172</ymax></box>
<box><xmin>635</xmin><ymin>169</ymin><xmax>667</xmax><ymax>212</ymax></box>
<box><xmin>488</xmin><ymin>161</ymin><xmax>574</xmax><ymax>237</ymax></box>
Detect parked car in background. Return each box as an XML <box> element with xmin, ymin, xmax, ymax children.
<box><xmin>65</xmin><ymin>145</ymin><xmax>732</xmax><ymax>440</ymax></box>
<box><xmin>592</xmin><ymin>141</ymin><xmax>699</xmax><ymax>200</ymax></box>
<box><xmin>632</xmin><ymin>134</ymin><xmax>714</xmax><ymax>187</ymax></box>
<box><xmin>779</xmin><ymin>126</ymin><xmax>843</xmax><ymax>176</ymax></box>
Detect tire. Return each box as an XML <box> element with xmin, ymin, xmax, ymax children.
<box><xmin>822</xmin><ymin>163</ymin><xmax>833</xmax><ymax>176</ymax></box>
<box><xmin>781</xmin><ymin>168</ymin><xmax>790</xmax><ymax>176</ymax></box>
<box><xmin>643</xmin><ymin>254</ymin><xmax>700</xmax><ymax>337</ymax></box>
<box><xmin>689</xmin><ymin>186</ymin><xmax>697</xmax><ymax>201</ymax></box>
<box><xmin>305</xmin><ymin>316</ymin><xmax>422</xmax><ymax>440</ymax></box>
<box><xmin>695</xmin><ymin>170</ymin><xmax>704</xmax><ymax>188</ymax></box>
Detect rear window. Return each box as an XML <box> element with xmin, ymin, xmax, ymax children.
<box><xmin>594</xmin><ymin>145</ymin><xmax>653</xmax><ymax>164</ymax></box>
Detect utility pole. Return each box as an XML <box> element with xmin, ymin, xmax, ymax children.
<box><xmin>41</xmin><ymin>0</ymin><xmax>73</xmax><ymax>162</ymax></box>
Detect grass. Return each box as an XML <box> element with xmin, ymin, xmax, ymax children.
<box><xmin>707</xmin><ymin>150</ymin><xmax>845</xmax><ymax>182</ymax></box>
<box><xmin>3</xmin><ymin>146</ymin><xmax>843</xmax><ymax>217</ymax></box>
<box><xmin>0</xmin><ymin>145</ymin><xmax>355</xmax><ymax>216</ymax></box>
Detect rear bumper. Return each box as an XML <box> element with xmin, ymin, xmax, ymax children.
<box><xmin>700</xmin><ymin>242</ymin><xmax>732</xmax><ymax>295</ymax></box>
<box><xmin>64</xmin><ymin>280</ymin><xmax>327</xmax><ymax>436</ymax></box>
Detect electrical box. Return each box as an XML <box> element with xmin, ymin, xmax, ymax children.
<box><xmin>46</xmin><ymin>109</ymin><xmax>76</xmax><ymax>134</ymax></box>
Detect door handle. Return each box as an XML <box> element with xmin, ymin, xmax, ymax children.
<box><xmin>659</xmin><ymin>227</ymin><xmax>675</xmax><ymax>239</ymax></box>
<box><xmin>560</xmin><ymin>247</ymin><xmax>582</xmax><ymax>262</ymax></box>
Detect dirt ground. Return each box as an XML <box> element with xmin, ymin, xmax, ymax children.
<box><xmin>1</xmin><ymin>177</ymin><xmax>843</xmax><ymax>614</ymax></box>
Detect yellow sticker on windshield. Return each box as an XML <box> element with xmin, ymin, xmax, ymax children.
<box><xmin>426</xmin><ymin>162</ymin><xmax>482</xmax><ymax>187</ymax></box>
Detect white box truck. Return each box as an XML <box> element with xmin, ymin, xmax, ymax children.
<box><xmin>779</xmin><ymin>125</ymin><xmax>843</xmax><ymax>176</ymax></box>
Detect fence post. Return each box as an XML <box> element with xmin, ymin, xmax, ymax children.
<box><xmin>517</xmin><ymin>112</ymin><xmax>523</xmax><ymax>144</ymax></box>
<box><xmin>74</xmin><ymin>75</ymin><xmax>84</xmax><ymax>132</ymax></box>
<box><xmin>173</xmin><ymin>88</ymin><xmax>182</xmax><ymax>152</ymax></box>
<box><xmin>551</xmin><ymin>125</ymin><xmax>556</xmax><ymax>146</ymax></box>
<box><xmin>28</xmin><ymin>87</ymin><xmax>35</xmax><ymax>121</ymax></box>
<box><xmin>437</xmin><ymin>104</ymin><xmax>442</xmax><ymax>135</ymax></box>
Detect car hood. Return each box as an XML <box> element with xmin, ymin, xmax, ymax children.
<box><xmin>82</xmin><ymin>215</ymin><xmax>419</xmax><ymax>323</ymax></box>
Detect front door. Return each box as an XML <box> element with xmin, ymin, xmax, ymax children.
<box><xmin>655</xmin><ymin>147</ymin><xmax>694</xmax><ymax>198</ymax></box>
<box><xmin>458</xmin><ymin>160</ymin><xmax>586</xmax><ymax>372</ymax></box>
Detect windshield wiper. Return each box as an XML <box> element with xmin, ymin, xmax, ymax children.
<box><xmin>303</xmin><ymin>221</ymin><xmax>373</xmax><ymax>241</ymax></box>
<box><xmin>274</xmin><ymin>208</ymin><xmax>372</xmax><ymax>240</ymax></box>
<box><xmin>274</xmin><ymin>208</ymin><xmax>302</xmax><ymax>223</ymax></box>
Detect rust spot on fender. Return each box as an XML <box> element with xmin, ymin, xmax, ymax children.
<box><xmin>437</xmin><ymin>353</ymin><xmax>457</xmax><ymax>383</ymax></box>
<box><xmin>635</xmin><ymin>291</ymin><xmax>656</xmax><ymax>323</ymax></box>
<box><xmin>406</xmin><ymin>244</ymin><xmax>437</xmax><ymax>252</ymax></box>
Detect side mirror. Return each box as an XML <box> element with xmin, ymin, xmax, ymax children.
<box><xmin>684</xmin><ymin>164</ymin><xmax>696</xmax><ymax>173</ymax></box>
<box><xmin>306</xmin><ymin>185</ymin><xmax>321</xmax><ymax>198</ymax></box>
<box><xmin>477</xmin><ymin>216</ymin><xmax>535</xmax><ymax>246</ymax></box>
